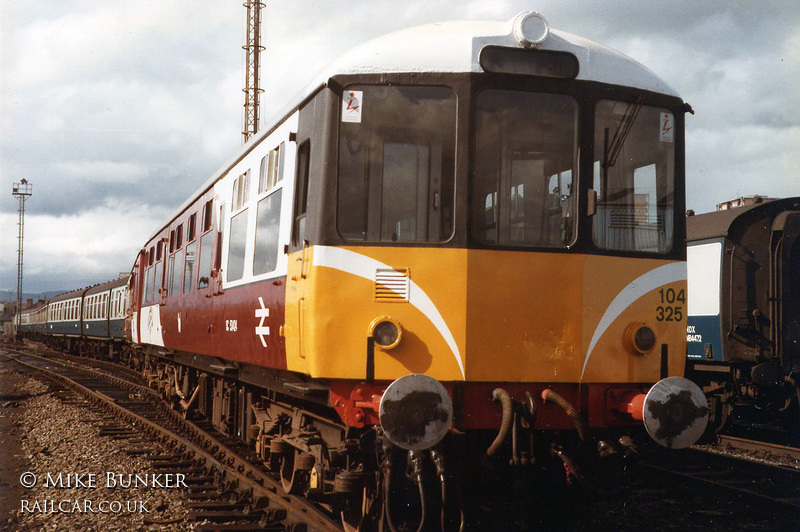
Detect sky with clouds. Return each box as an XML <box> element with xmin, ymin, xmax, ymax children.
<box><xmin>1</xmin><ymin>1</ymin><xmax>798</xmax><ymax>294</ymax></box>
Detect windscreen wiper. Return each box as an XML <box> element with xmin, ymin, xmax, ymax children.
<box><xmin>602</xmin><ymin>94</ymin><xmax>644</xmax><ymax>172</ymax></box>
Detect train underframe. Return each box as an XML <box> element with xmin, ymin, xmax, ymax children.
<box><xmin>32</xmin><ymin>334</ymin><xmax>658</xmax><ymax>530</ymax></box>
<box><xmin>688</xmin><ymin>360</ymin><xmax>800</xmax><ymax>446</ymax></box>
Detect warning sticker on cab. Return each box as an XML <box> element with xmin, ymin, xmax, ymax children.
<box><xmin>342</xmin><ymin>91</ymin><xmax>363</xmax><ymax>123</ymax></box>
<box><xmin>660</xmin><ymin>112</ymin><xmax>674</xmax><ymax>143</ymax></box>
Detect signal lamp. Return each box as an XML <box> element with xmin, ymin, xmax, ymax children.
<box><xmin>624</xmin><ymin>323</ymin><xmax>656</xmax><ymax>355</ymax></box>
<box><xmin>369</xmin><ymin>316</ymin><xmax>402</xmax><ymax>350</ymax></box>
<box><xmin>512</xmin><ymin>11</ymin><xmax>549</xmax><ymax>48</ymax></box>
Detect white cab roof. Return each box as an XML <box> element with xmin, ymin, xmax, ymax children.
<box><xmin>314</xmin><ymin>16</ymin><xmax>679</xmax><ymax>97</ymax></box>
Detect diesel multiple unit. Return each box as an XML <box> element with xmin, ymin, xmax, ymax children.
<box><xmin>19</xmin><ymin>12</ymin><xmax>709</xmax><ymax>529</ymax></box>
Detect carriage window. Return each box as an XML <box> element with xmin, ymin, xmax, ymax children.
<box><xmin>170</xmin><ymin>247</ymin><xmax>184</xmax><ymax>296</ymax></box>
<box><xmin>472</xmin><ymin>90</ymin><xmax>578</xmax><ymax>247</ymax></box>
<box><xmin>202</xmin><ymin>201</ymin><xmax>214</xmax><ymax>232</ymax></box>
<box><xmin>188</xmin><ymin>213</ymin><xmax>197</xmax><ymax>242</ymax></box>
<box><xmin>259</xmin><ymin>154</ymin><xmax>269</xmax><ymax>192</ymax></box>
<box><xmin>337</xmin><ymin>85</ymin><xmax>456</xmax><ymax>242</ymax></box>
<box><xmin>592</xmin><ymin>100</ymin><xmax>675</xmax><ymax>253</ymax></box>
<box><xmin>233</xmin><ymin>171</ymin><xmax>249</xmax><ymax>211</ymax></box>
<box><xmin>197</xmin><ymin>231</ymin><xmax>213</xmax><ymax>289</ymax></box>
<box><xmin>259</xmin><ymin>144</ymin><xmax>283</xmax><ymax>193</ymax></box>
<box><xmin>153</xmin><ymin>257</ymin><xmax>163</xmax><ymax>301</ymax></box>
<box><xmin>254</xmin><ymin>190</ymin><xmax>282</xmax><ymax>275</ymax></box>
<box><xmin>227</xmin><ymin>209</ymin><xmax>248</xmax><ymax>281</ymax></box>
<box><xmin>144</xmin><ymin>267</ymin><xmax>154</xmax><ymax>303</ymax></box>
<box><xmin>167</xmin><ymin>255</ymin><xmax>175</xmax><ymax>296</ymax></box>
<box><xmin>183</xmin><ymin>242</ymin><xmax>196</xmax><ymax>293</ymax></box>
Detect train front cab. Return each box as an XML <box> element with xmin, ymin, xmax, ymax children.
<box><xmin>121</xmin><ymin>15</ymin><xmax>711</xmax><ymax>529</ymax></box>
<box><xmin>280</xmin><ymin>31</ymin><xmax>707</xmax><ymax>450</ymax></box>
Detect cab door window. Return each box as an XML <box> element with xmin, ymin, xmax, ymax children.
<box><xmin>292</xmin><ymin>141</ymin><xmax>311</xmax><ymax>247</ymax></box>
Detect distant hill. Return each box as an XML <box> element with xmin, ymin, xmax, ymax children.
<box><xmin>0</xmin><ymin>290</ymin><xmax>65</xmax><ymax>303</ymax></box>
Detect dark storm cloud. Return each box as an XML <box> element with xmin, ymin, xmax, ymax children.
<box><xmin>0</xmin><ymin>1</ymin><xmax>243</xmax><ymax>292</ymax></box>
<box><xmin>3</xmin><ymin>119</ymin><xmax>218</xmax><ymax>217</ymax></box>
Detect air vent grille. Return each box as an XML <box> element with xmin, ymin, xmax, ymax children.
<box><xmin>374</xmin><ymin>268</ymin><xmax>410</xmax><ymax>302</ymax></box>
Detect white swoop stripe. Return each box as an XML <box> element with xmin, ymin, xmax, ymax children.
<box><xmin>312</xmin><ymin>246</ymin><xmax>465</xmax><ymax>379</ymax></box>
<box><xmin>580</xmin><ymin>262</ymin><xmax>687</xmax><ymax>381</ymax></box>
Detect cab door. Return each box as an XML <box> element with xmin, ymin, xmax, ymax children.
<box><xmin>285</xmin><ymin>138</ymin><xmax>312</xmax><ymax>370</ymax></box>
<box><xmin>283</xmin><ymin>88</ymin><xmax>343</xmax><ymax>376</ymax></box>
<box><xmin>284</xmin><ymin>91</ymin><xmax>320</xmax><ymax>375</ymax></box>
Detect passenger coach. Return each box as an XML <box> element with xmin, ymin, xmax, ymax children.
<box><xmin>17</xmin><ymin>275</ymin><xmax>129</xmax><ymax>356</ymax></box>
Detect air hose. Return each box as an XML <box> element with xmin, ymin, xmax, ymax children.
<box><xmin>487</xmin><ymin>388</ymin><xmax>513</xmax><ymax>456</ymax></box>
<box><xmin>541</xmin><ymin>389</ymin><xmax>588</xmax><ymax>442</ymax></box>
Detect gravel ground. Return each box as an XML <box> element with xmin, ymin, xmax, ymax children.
<box><xmin>0</xmin><ymin>364</ymin><xmax>41</xmax><ymax>527</ymax></box>
<box><xmin>695</xmin><ymin>441</ymin><xmax>800</xmax><ymax>470</ymax></box>
<box><xmin>0</xmin><ymin>363</ymin><xmax>194</xmax><ymax>531</ymax></box>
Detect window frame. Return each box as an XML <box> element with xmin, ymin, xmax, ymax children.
<box><xmin>335</xmin><ymin>83</ymin><xmax>458</xmax><ymax>244</ymax></box>
<box><xmin>292</xmin><ymin>140</ymin><xmax>311</xmax><ymax>248</ymax></box>
<box><xmin>253</xmin><ymin>188</ymin><xmax>283</xmax><ymax>276</ymax></box>
<box><xmin>591</xmin><ymin>98</ymin><xmax>677</xmax><ymax>255</ymax></box>
<box><xmin>470</xmin><ymin>87</ymin><xmax>580</xmax><ymax>249</ymax></box>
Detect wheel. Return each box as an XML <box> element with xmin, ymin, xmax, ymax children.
<box><xmin>280</xmin><ymin>450</ymin><xmax>313</xmax><ymax>495</ymax></box>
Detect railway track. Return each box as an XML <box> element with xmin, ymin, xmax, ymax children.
<box><xmin>1</xmin><ymin>346</ymin><xmax>343</xmax><ymax>531</ymax></box>
<box><xmin>715</xmin><ymin>434</ymin><xmax>800</xmax><ymax>463</ymax></box>
<box><xmin>583</xmin><ymin>440</ymin><xmax>799</xmax><ymax>530</ymax></box>
<box><xmin>624</xmin><ymin>443</ymin><xmax>800</xmax><ymax>530</ymax></box>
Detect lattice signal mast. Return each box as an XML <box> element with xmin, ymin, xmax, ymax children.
<box><xmin>12</xmin><ymin>179</ymin><xmax>32</xmax><ymax>335</ymax></box>
<box><xmin>243</xmin><ymin>1</ymin><xmax>265</xmax><ymax>143</ymax></box>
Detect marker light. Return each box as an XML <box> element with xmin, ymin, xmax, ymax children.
<box><xmin>624</xmin><ymin>323</ymin><xmax>656</xmax><ymax>355</ymax></box>
<box><xmin>512</xmin><ymin>11</ymin><xmax>549</xmax><ymax>48</ymax></box>
<box><xmin>370</xmin><ymin>316</ymin><xmax>402</xmax><ymax>350</ymax></box>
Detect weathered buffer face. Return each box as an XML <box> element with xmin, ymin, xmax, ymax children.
<box><xmin>128</xmin><ymin>12</ymin><xmax>706</xmax><ymax>450</ymax></box>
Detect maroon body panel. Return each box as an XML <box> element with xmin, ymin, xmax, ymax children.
<box><xmin>158</xmin><ymin>278</ymin><xmax>288</xmax><ymax>369</ymax></box>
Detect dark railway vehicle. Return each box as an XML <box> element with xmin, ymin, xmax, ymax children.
<box><xmin>21</xmin><ymin>12</ymin><xmax>709</xmax><ymax>529</ymax></box>
<box><xmin>17</xmin><ymin>300</ymin><xmax>47</xmax><ymax>336</ymax></box>
<box><xmin>686</xmin><ymin>197</ymin><xmax>800</xmax><ymax>443</ymax></box>
<box><xmin>45</xmin><ymin>286</ymin><xmax>84</xmax><ymax>337</ymax></box>
<box><xmin>18</xmin><ymin>275</ymin><xmax>129</xmax><ymax>357</ymax></box>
